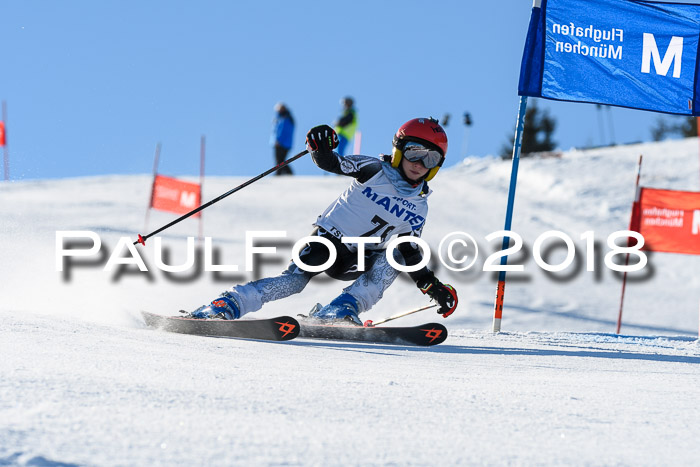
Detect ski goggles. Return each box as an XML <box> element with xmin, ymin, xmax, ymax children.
<box><xmin>402</xmin><ymin>142</ymin><xmax>443</xmax><ymax>169</ymax></box>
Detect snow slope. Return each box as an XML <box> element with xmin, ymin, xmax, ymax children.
<box><xmin>1</xmin><ymin>138</ymin><xmax>700</xmax><ymax>465</ymax></box>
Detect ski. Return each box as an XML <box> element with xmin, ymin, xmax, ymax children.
<box><xmin>298</xmin><ymin>319</ymin><xmax>448</xmax><ymax>346</ymax></box>
<box><xmin>141</xmin><ymin>311</ymin><xmax>300</xmax><ymax>341</ymax></box>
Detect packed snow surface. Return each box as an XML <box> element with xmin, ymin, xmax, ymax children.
<box><xmin>2</xmin><ymin>138</ymin><xmax>700</xmax><ymax>465</ymax></box>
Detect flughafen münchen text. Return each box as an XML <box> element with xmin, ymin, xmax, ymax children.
<box><xmin>552</xmin><ymin>22</ymin><xmax>624</xmax><ymax>59</ymax></box>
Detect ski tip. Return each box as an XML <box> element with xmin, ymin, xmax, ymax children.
<box><xmin>418</xmin><ymin>323</ymin><xmax>448</xmax><ymax>346</ymax></box>
<box><xmin>272</xmin><ymin>316</ymin><xmax>301</xmax><ymax>340</ymax></box>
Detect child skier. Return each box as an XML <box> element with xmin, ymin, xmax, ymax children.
<box><xmin>189</xmin><ymin>117</ymin><xmax>458</xmax><ymax>324</ymax></box>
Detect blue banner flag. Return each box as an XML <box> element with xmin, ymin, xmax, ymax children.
<box><xmin>519</xmin><ymin>0</ymin><xmax>700</xmax><ymax>115</ymax></box>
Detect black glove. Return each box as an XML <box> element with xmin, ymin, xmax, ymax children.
<box><xmin>418</xmin><ymin>276</ymin><xmax>458</xmax><ymax>318</ymax></box>
<box><xmin>306</xmin><ymin>125</ymin><xmax>339</xmax><ymax>155</ymax></box>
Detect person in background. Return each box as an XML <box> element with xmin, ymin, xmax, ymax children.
<box><xmin>271</xmin><ymin>102</ymin><xmax>295</xmax><ymax>175</ymax></box>
<box><xmin>333</xmin><ymin>97</ymin><xmax>357</xmax><ymax>156</ymax></box>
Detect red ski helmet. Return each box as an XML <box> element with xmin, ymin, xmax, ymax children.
<box><xmin>391</xmin><ymin>117</ymin><xmax>448</xmax><ymax>181</ymax></box>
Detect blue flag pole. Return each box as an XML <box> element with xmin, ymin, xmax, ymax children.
<box><xmin>493</xmin><ymin>95</ymin><xmax>528</xmax><ymax>333</ymax></box>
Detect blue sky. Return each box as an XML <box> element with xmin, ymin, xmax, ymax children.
<box><xmin>0</xmin><ymin>0</ymin><xmax>695</xmax><ymax>180</ymax></box>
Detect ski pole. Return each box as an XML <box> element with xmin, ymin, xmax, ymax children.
<box><xmin>363</xmin><ymin>304</ymin><xmax>438</xmax><ymax>327</ymax></box>
<box><xmin>133</xmin><ymin>149</ymin><xmax>309</xmax><ymax>246</ymax></box>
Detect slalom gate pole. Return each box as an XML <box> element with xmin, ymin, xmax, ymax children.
<box><xmin>133</xmin><ymin>149</ymin><xmax>309</xmax><ymax>246</ymax></box>
<box><xmin>695</xmin><ymin>117</ymin><xmax>700</xmax><ymax>190</ymax></box>
<box><xmin>363</xmin><ymin>304</ymin><xmax>438</xmax><ymax>327</ymax></box>
<box><xmin>198</xmin><ymin>136</ymin><xmax>206</xmax><ymax>243</ymax></box>
<box><xmin>2</xmin><ymin>101</ymin><xmax>8</xmax><ymax>181</ymax></box>
<box><xmin>492</xmin><ymin>96</ymin><xmax>528</xmax><ymax>333</ymax></box>
<box><xmin>143</xmin><ymin>142</ymin><xmax>161</xmax><ymax>234</ymax></box>
<box><xmin>697</xmin><ymin>117</ymin><xmax>700</xmax><ymax>189</ymax></box>
<box><xmin>353</xmin><ymin>131</ymin><xmax>362</xmax><ymax>154</ymax></box>
<box><xmin>616</xmin><ymin>155</ymin><xmax>643</xmax><ymax>334</ymax></box>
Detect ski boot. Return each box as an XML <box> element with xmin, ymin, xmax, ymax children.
<box><xmin>309</xmin><ymin>293</ymin><xmax>362</xmax><ymax>326</ymax></box>
<box><xmin>187</xmin><ymin>292</ymin><xmax>241</xmax><ymax>320</ymax></box>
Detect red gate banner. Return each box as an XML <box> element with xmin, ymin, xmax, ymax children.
<box><xmin>150</xmin><ymin>174</ymin><xmax>201</xmax><ymax>217</ymax></box>
<box><xmin>630</xmin><ymin>187</ymin><xmax>700</xmax><ymax>255</ymax></box>
<box><xmin>0</xmin><ymin>121</ymin><xmax>5</xmax><ymax>146</ymax></box>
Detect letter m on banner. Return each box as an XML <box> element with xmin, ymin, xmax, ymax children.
<box><xmin>642</xmin><ymin>33</ymin><xmax>684</xmax><ymax>78</ymax></box>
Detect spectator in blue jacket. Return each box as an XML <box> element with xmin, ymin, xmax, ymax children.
<box><xmin>271</xmin><ymin>102</ymin><xmax>295</xmax><ymax>175</ymax></box>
